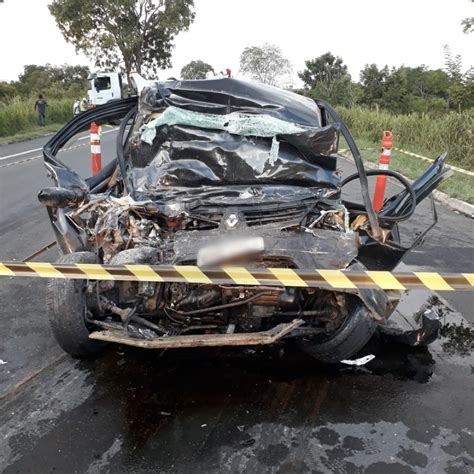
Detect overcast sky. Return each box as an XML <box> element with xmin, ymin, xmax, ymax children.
<box><xmin>0</xmin><ymin>0</ymin><xmax>473</xmax><ymax>83</ymax></box>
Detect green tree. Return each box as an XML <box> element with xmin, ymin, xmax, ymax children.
<box><xmin>381</xmin><ymin>68</ymin><xmax>409</xmax><ymax>113</ymax></box>
<box><xmin>13</xmin><ymin>64</ymin><xmax>90</xmax><ymax>98</ymax></box>
<box><xmin>298</xmin><ymin>52</ymin><xmax>349</xmax><ymax>95</ymax></box>
<box><xmin>17</xmin><ymin>65</ymin><xmax>52</xmax><ymax>94</ymax></box>
<box><xmin>299</xmin><ymin>52</ymin><xmax>354</xmax><ymax>105</ymax></box>
<box><xmin>358</xmin><ymin>64</ymin><xmax>452</xmax><ymax>114</ymax></box>
<box><xmin>180</xmin><ymin>60</ymin><xmax>214</xmax><ymax>80</ymax></box>
<box><xmin>444</xmin><ymin>46</ymin><xmax>463</xmax><ymax>81</ymax></box>
<box><xmin>307</xmin><ymin>76</ymin><xmax>359</xmax><ymax>107</ymax></box>
<box><xmin>359</xmin><ymin>64</ymin><xmax>389</xmax><ymax>107</ymax></box>
<box><xmin>58</xmin><ymin>65</ymin><xmax>91</xmax><ymax>87</ymax></box>
<box><xmin>444</xmin><ymin>46</ymin><xmax>473</xmax><ymax>111</ymax></box>
<box><xmin>19</xmin><ymin>64</ymin><xmax>89</xmax><ymax>90</ymax></box>
<box><xmin>49</xmin><ymin>0</ymin><xmax>195</xmax><ymax>76</ymax></box>
<box><xmin>239</xmin><ymin>44</ymin><xmax>292</xmax><ymax>87</ymax></box>
<box><xmin>418</xmin><ymin>68</ymin><xmax>451</xmax><ymax>101</ymax></box>
<box><xmin>465</xmin><ymin>69</ymin><xmax>474</xmax><ymax>109</ymax></box>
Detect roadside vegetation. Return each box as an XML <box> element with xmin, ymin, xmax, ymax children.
<box><xmin>293</xmin><ymin>47</ymin><xmax>473</xmax><ymax>172</ymax></box>
<box><xmin>337</xmin><ymin>106</ymin><xmax>474</xmax><ymax>170</ymax></box>
<box><xmin>0</xmin><ymin>64</ymin><xmax>87</xmax><ymax>142</ymax></box>
<box><xmin>340</xmin><ymin>136</ymin><xmax>474</xmax><ymax>205</ymax></box>
<box><xmin>292</xmin><ymin>48</ymin><xmax>473</xmax><ymax>202</ymax></box>
<box><xmin>1</xmin><ymin>0</ymin><xmax>196</xmax><ymax>142</ymax></box>
<box><xmin>0</xmin><ymin>96</ymin><xmax>73</xmax><ymax>139</ymax></box>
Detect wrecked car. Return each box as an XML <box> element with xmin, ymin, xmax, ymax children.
<box><xmin>39</xmin><ymin>78</ymin><xmax>451</xmax><ymax>362</ymax></box>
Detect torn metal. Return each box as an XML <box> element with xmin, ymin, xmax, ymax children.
<box><xmin>89</xmin><ymin>319</ymin><xmax>304</xmax><ymax>349</ymax></box>
<box><xmin>379</xmin><ymin>307</ymin><xmax>441</xmax><ymax>346</ymax></box>
<box><xmin>39</xmin><ymin>78</ymin><xmax>452</xmax><ymax>360</ymax></box>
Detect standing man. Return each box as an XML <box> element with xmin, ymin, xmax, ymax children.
<box><xmin>34</xmin><ymin>94</ymin><xmax>48</xmax><ymax>127</ymax></box>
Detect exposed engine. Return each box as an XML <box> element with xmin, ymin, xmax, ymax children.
<box><xmin>72</xmin><ymin>195</ymin><xmax>351</xmax><ymax>339</ymax></box>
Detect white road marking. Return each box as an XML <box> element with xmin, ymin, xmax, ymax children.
<box><xmin>0</xmin><ymin>135</ymin><xmax>115</xmax><ymax>170</ymax></box>
<box><xmin>0</xmin><ymin>127</ymin><xmax>118</xmax><ymax>162</ymax></box>
<box><xmin>0</xmin><ymin>146</ymin><xmax>43</xmax><ymax>161</ymax></box>
<box><xmin>0</xmin><ymin>155</ymin><xmax>42</xmax><ymax>169</ymax></box>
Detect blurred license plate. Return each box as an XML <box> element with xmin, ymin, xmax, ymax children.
<box><xmin>197</xmin><ymin>237</ymin><xmax>264</xmax><ymax>267</ymax></box>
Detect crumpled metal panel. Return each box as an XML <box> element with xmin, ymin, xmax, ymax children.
<box><xmin>140</xmin><ymin>78</ymin><xmax>323</xmax><ymax>126</ymax></box>
<box><xmin>126</xmin><ymin>78</ymin><xmax>340</xmax><ymax>198</ymax></box>
<box><xmin>129</xmin><ymin>125</ymin><xmax>340</xmax><ymax>192</ymax></box>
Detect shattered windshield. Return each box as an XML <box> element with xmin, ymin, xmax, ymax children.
<box><xmin>124</xmin><ymin>79</ymin><xmax>341</xmax><ymax>197</ymax></box>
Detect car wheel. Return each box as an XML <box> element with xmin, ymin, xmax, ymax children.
<box><xmin>298</xmin><ymin>296</ymin><xmax>376</xmax><ymax>363</ymax></box>
<box><xmin>46</xmin><ymin>251</ymin><xmax>107</xmax><ymax>357</ymax></box>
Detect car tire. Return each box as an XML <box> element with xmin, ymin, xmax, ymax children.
<box><xmin>298</xmin><ymin>297</ymin><xmax>376</xmax><ymax>363</ymax></box>
<box><xmin>46</xmin><ymin>251</ymin><xmax>107</xmax><ymax>357</ymax></box>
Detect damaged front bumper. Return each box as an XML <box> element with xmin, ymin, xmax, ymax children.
<box><xmin>89</xmin><ymin>319</ymin><xmax>305</xmax><ymax>349</ymax></box>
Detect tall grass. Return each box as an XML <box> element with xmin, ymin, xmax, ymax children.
<box><xmin>0</xmin><ymin>96</ymin><xmax>73</xmax><ymax>137</ymax></box>
<box><xmin>337</xmin><ymin>106</ymin><xmax>474</xmax><ymax>169</ymax></box>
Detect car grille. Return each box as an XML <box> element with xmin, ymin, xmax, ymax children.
<box><xmin>190</xmin><ymin>202</ymin><xmax>308</xmax><ymax>229</ymax></box>
<box><xmin>242</xmin><ymin>203</ymin><xmax>307</xmax><ymax>226</ymax></box>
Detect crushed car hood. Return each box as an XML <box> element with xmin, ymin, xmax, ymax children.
<box><xmin>125</xmin><ymin>78</ymin><xmax>341</xmax><ymax>202</ymax></box>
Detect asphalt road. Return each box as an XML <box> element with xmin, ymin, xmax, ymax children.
<box><xmin>0</xmin><ymin>130</ymin><xmax>473</xmax><ymax>472</ymax></box>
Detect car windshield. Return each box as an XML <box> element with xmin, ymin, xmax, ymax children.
<box><xmin>124</xmin><ymin>79</ymin><xmax>341</xmax><ymax>197</ymax></box>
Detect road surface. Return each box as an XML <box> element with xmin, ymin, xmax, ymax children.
<box><xmin>0</xmin><ymin>131</ymin><xmax>472</xmax><ymax>472</ymax></box>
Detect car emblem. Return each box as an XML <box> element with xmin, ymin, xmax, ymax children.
<box><xmin>225</xmin><ymin>214</ymin><xmax>239</xmax><ymax>228</ymax></box>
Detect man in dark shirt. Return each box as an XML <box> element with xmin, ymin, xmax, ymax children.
<box><xmin>34</xmin><ymin>94</ymin><xmax>48</xmax><ymax>127</ymax></box>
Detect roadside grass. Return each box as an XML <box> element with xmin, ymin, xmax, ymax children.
<box><xmin>337</xmin><ymin>106</ymin><xmax>474</xmax><ymax>171</ymax></box>
<box><xmin>0</xmin><ymin>124</ymin><xmax>62</xmax><ymax>145</ymax></box>
<box><xmin>0</xmin><ymin>96</ymin><xmax>73</xmax><ymax>138</ymax></box>
<box><xmin>341</xmin><ymin>136</ymin><xmax>474</xmax><ymax>204</ymax></box>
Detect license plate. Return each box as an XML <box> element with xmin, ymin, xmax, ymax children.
<box><xmin>197</xmin><ymin>237</ymin><xmax>264</xmax><ymax>267</ymax></box>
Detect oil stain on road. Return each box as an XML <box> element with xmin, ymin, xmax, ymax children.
<box><xmin>0</xmin><ymin>295</ymin><xmax>473</xmax><ymax>473</ymax></box>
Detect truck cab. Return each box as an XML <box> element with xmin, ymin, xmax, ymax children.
<box><xmin>87</xmin><ymin>72</ymin><xmax>123</xmax><ymax>106</ymax></box>
<box><xmin>87</xmin><ymin>72</ymin><xmax>150</xmax><ymax>107</ymax></box>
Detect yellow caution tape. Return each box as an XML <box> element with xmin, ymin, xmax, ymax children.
<box><xmin>269</xmin><ymin>268</ymin><xmax>308</xmax><ymax>287</ymax></box>
<box><xmin>0</xmin><ymin>262</ymin><xmax>472</xmax><ymax>291</ymax></box>
<box><xmin>222</xmin><ymin>267</ymin><xmax>260</xmax><ymax>286</ymax></box>
<box><xmin>318</xmin><ymin>269</ymin><xmax>357</xmax><ymax>289</ymax></box>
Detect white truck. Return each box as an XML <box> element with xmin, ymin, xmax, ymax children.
<box><xmin>87</xmin><ymin>72</ymin><xmax>150</xmax><ymax>106</ymax></box>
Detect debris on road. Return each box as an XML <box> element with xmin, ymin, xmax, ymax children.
<box><xmin>380</xmin><ymin>297</ymin><xmax>443</xmax><ymax>346</ymax></box>
<box><xmin>340</xmin><ymin>354</ymin><xmax>376</xmax><ymax>366</ymax></box>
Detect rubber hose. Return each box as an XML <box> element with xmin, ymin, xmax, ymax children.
<box><xmin>342</xmin><ymin>169</ymin><xmax>417</xmax><ymax>222</ymax></box>
<box><xmin>315</xmin><ymin>99</ymin><xmax>382</xmax><ymax>239</ymax></box>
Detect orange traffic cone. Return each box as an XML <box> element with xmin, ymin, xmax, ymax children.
<box><xmin>372</xmin><ymin>131</ymin><xmax>393</xmax><ymax>212</ymax></box>
<box><xmin>90</xmin><ymin>122</ymin><xmax>102</xmax><ymax>176</ymax></box>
